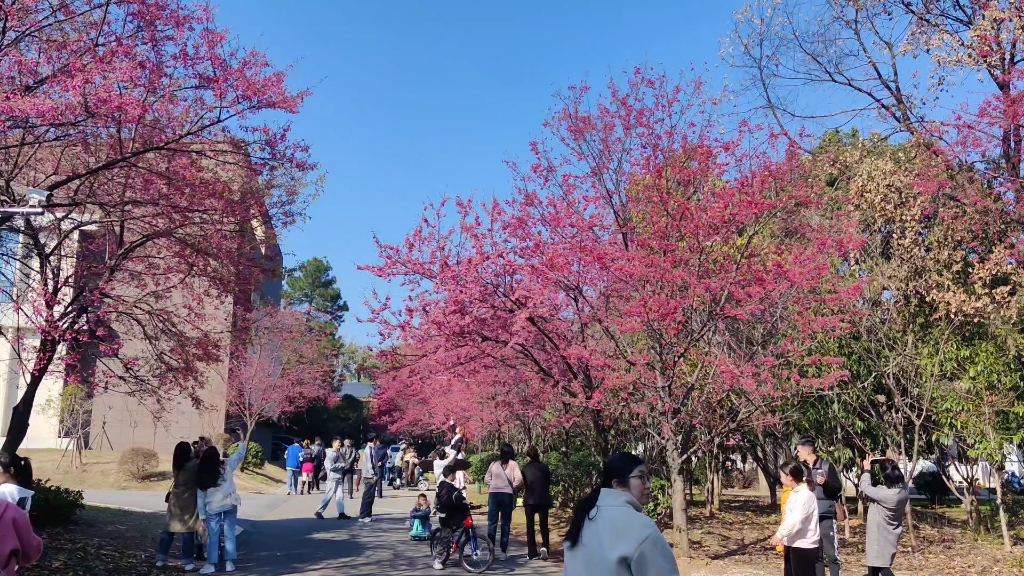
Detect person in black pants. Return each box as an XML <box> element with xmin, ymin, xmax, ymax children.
<box><xmin>373</xmin><ymin>438</ymin><xmax>388</xmax><ymax>499</ymax></box>
<box><xmin>358</xmin><ymin>434</ymin><xmax>381</xmax><ymax>522</ymax></box>
<box><xmin>521</xmin><ymin>446</ymin><xmax>552</xmax><ymax>561</ymax></box>
<box><xmin>311</xmin><ymin>437</ymin><xmax>326</xmax><ymax>492</ymax></box>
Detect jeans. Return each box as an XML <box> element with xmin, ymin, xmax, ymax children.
<box><xmin>487</xmin><ymin>492</ymin><xmax>514</xmax><ymax>553</ymax></box>
<box><xmin>313</xmin><ymin>463</ymin><xmax>323</xmax><ymax>491</ymax></box>
<box><xmin>287</xmin><ymin>468</ymin><xmax>300</xmax><ymax>493</ymax></box>
<box><xmin>317</xmin><ymin>478</ymin><xmax>346</xmax><ymax>515</ymax></box>
<box><xmin>156</xmin><ymin>531</ymin><xmax>195</xmax><ymax>563</ymax></box>
<box><xmin>205</xmin><ymin>507</ymin><xmax>238</xmax><ymax>565</ymax></box>
<box><xmin>785</xmin><ymin>546</ymin><xmax>820</xmax><ymax>576</ymax></box>
<box><xmin>524</xmin><ymin>505</ymin><xmax>549</xmax><ymax>558</ymax></box>
<box><xmin>359</xmin><ymin>478</ymin><xmax>377</xmax><ymax>518</ymax></box>
<box><xmin>868</xmin><ymin>568</ymin><xmax>896</xmax><ymax>576</ymax></box>
<box><xmin>376</xmin><ymin>467</ymin><xmax>385</xmax><ymax>497</ymax></box>
<box><xmin>816</xmin><ymin>516</ymin><xmax>841</xmax><ymax>576</ymax></box>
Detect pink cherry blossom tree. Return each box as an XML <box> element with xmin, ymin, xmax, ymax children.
<box><xmin>227</xmin><ymin>307</ymin><xmax>336</xmax><ymax>445</ymax></box>
<box><xmin>0</xmin><ymin>1</ymin><xmax>317</xmax><ymax>452</ymax></box>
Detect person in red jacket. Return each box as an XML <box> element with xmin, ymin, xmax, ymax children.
<box><xmin>0</xmin><ymin>498</ymin><xmax>42</xmax><ymax>574</ymax></box>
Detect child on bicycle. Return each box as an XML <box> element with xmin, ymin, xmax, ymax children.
<box><xmin>432</xmin><ymin>465</ymin><xmax>470</xmax><ymax>570</ymax></box>
<box><xmin>409</xmin><ymin>493</ymin><xmax>432</xmax><ymax>539</ymax></box>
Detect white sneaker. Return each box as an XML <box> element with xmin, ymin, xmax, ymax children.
<box><xmin>497</xmin><ymin>551</ymin><xmax>508</xmax><ymax>561</ymax></box>
<box><xmin>539</xmin><ymin>547</ymin><xmax>548</xmax><ymax>560</ymax></box>
<box><xmin>155</xmin><ymin>560</ymin><xmax>166</xmax><ymax>567</ymax></box>
<box><xmin>183</xmin><ymin>564</ymin><xmax>195</xmax><ymax>571</ymax></box>
<box><xmin>432</xmin><ymin>560</ymin><xmax>445</xmax><ymax>570</ymax></box>
<box><xmin>198</xmin><ymin>564</ymin><xmax>216</xmax><ymax>574</ymax></box>
<box><xmin>224</xmin><ymin>561</ymin><xmax>235</xmax><ymax>572</ymax></box>
<box><xmin>358</xmin><ymin>517</ymin><xmax>372</xmax><ymax>523</ymax></box>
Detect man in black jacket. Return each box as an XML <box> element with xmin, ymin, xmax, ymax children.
<box><xmin>796</xmin><ymin>437</ymin><xmax>844</xmax><ymax>576</ymax></box>
<box><xmin>311</xmin><ymin>437</ymin><xmax>326</xmax><ymax>492</ymax></box>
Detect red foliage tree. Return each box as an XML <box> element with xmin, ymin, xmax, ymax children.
<box><xmin>227</xmin><ymin>308</ymin><xmax>336</xmax><ymax>443</ymax></box>
<box><xmin>366</xmin><ymin>67</ymin><xmax>862</xmax><ymax>553</ymax></box>
<box><xmin>0</xmin><ymin>1</ymin><xmax>317</xmax><ymax>452</ymax></box>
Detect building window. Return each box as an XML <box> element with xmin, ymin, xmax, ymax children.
<box><xmin>0</xmin><ymin>230</ymin><xmax>19</xmax><ymax>303</ymax></box>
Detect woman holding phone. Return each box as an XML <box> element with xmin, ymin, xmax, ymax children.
<box><xmin>860</xmin><ymin>456</ymin><xmax>909</xmax><ymax>576</ymax></box>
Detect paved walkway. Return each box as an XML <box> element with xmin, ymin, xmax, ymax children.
<box><xmin>85</xmin><ymin>487</ymin><xmax>562</xmax><ymax>575</ymax></box>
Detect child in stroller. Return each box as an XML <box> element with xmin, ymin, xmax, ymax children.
<box><xmin>408</xmin><ymin>493</ymin><xmax>432</xmax><ymax>540</ymax></box>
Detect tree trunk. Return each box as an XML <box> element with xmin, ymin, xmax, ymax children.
<box><xmin>704</xmin><ymin>457</ymin><xmax>715</xmax><ymax>517</ymax></box>
<box><xmin>671</xmin><ymin>461</ymin><xmax>691</xmax><ymax>560</ymax></box>
<box><xmin>713</xmin><ymin>467</ymin><xmax>723</xmax><ymax>512</ymax></box>
<box><xmin>994</xmin><ymin>478</ymin><xmax>1012</xmax><ymax>551</ymax></box>
<box><xmin>1</xmin><ymin>337</ymin><xmax>59</xmax><ymax>453</ymax></box>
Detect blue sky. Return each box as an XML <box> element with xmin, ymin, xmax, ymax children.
<box><xmin>214</xmin><ymin>1</ymin><xmax>746</xmax><ymax>345</ymax></box>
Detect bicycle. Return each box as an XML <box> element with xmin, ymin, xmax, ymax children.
<box><xmin>429</xmin><ymin>512</ymin><xmax>494</xmax><ymax>573</ymax></box>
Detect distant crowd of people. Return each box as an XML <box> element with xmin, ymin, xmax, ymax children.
<box><xmin>144</xmin><ymin>425</ymin><xmax>908</xmax><ymax>575</ymax></box>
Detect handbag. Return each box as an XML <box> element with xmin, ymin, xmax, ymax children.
<box><xmin>164</xmin><ymin>478</ymin><xmax>175</xmax><ymax>504</ymax></box>
<box><xmin>318</xmin><ymin>467</ymin><xmax>328</xmax><ymax>482</ymax></box>
<box><xmin>500</xmin><ymin>464</ymin><xmax>521</xmax><ymax>509</ymax></box>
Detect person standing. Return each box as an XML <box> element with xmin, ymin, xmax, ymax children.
<box><xmin>795</xmin><ymin>438</ymin><xmax>843</xmax><ymax>576</ymax></box>
<box><xmin>0</xmin><ymin>498</ymin><xmax>42</xmax><ymax>574</ymax></box>
<box><xmin>373</xmin><ymin>437</ymin><xmax>388</xmax><ymax>499</ymax></box>
<box><xmin>314</xmin><ymin>437</ymin><xmax>352</xmax><ymax>520</ymax></box>
<box><xmin>358</xmin><ymin>433</ymin><xmax>381</xmax><ymax>522</ymax></box>
<box><xmin>196</xmin><ymin>428</ymin><xmax>247</xmax><ymax>574</ymax></box>
<box><xmin>484</xmin><ymin>443</ymin><xmax>523</xmax><ymax>561</ymax></box>
<box><xmin>860</xmin><ymin>457</ymin><xmax>909</xmax><ymax>576</ymax></box>
<box><xmin>521</xmin><ymin>446</ymin><xmax>552</xmax><ymax>561</ymax></box>
<box><xmin>339</xmin><ymin>439</ymin><xmax>358</xmax><ymax>499</ymax></box>
<box><xmin>770</xmin><ymin>461</ymin><xmax>821</xmax><ymax>576</ymax></box>
<box><xmin>155</xmin><ymin>442</ymin><xmax>200</xmax><ymax>570</ymax></box>
<box><xmin>300</xmin><ymin>440</ymin><xmax>316</xmax><ymax>495</ymax></box>
<box><xmin>285</xmin><ymin>438</ymin><xmax>303</xmax><ymax>496</ymax></box>
<box><xmin>562</xmin><ymin>452</ymin><xmax>678</xmax><ymax>576</ymax></box>
<box><xmin>311</xmin><ymin>437</ymin><xmax>326</xmax><ymax>493</ymax></box>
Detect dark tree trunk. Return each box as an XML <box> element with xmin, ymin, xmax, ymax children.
<box><xmin>2</xmin><ymin>336</ymin><xmax>59</xmax><ymax>454</ymax></box>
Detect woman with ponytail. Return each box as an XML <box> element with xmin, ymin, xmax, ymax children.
<box><xmin>769</xmin><ymin>461</ymin><xmax>821</xmax><ymax>576</ymax></box>
<box><xmin>0</xmin><ymin>452</ymin><xmax>34</xmax><ymax>512</ymax></box>
<box><xmin>562</xmin><ymin>452</ymin><xmax>678</xmax><ymax>576</ymax></box>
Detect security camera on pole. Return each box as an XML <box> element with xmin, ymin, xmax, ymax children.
<box><xmin>0</xmin><ymin>186</ymin><xmax>48</xmax><ymax>227</ymax></box>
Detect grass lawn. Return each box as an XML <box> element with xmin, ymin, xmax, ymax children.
<box><xmin>22</xmin><ymin>448</ymin><xmax>288</xmax><ymax>494</ymax></box>
<box><xmin>21</xmin><ymin>505</ymin><xmax>166</xmax><ymax>576</ymax></box>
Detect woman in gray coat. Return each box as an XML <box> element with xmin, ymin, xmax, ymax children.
<box><xmin>859</xmin><ymin>457</ymin><xmax>910</xmax><ymax>576</ymax></box>
<box><xmin>156</xmin><ymin>441</ymin><xmax>202</xmax><ymax>569</ymax></box>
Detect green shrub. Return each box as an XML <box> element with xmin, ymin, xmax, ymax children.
<box><xmin>912</xmin><ymin>469</ymin><xmax>951</xmax><ymax>506</ymax></box>
<box><xmin>469</xmin><ymin>453</ymin><xmax>499</xmax><ymax>484</ymax></box>
<box><xmin>547</xmin><ymin>451</ymin><xmax>602</xmax><ymax>509</ymax></box>
<box><xmin>227</xmin><ymin>441</ymin><xmax>265</xmax><ymax>471</ymax></box>
<box><xmin>118</xmin><ymin>447</ymin><xmax>160</xmax><ymax>482</ymax></box>
<box><xmin>643</xmin><ymin>477</ymin><xmax>673</xmax><ymax>527</ymax></box>
<box><xmin>29</xmin><ymin>479</ymin><xmax>85</xmax><ymax>528</ymax></box>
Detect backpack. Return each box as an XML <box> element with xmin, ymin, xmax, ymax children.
<box><xmin>434</xmin><ymin>481</ymin><xmax>457</xmax><ymax>514</ymax></box>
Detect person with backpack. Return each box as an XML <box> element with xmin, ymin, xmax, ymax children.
<box><xmin>311</xmin><ymin>437</ymin><xmax>326</xmax><ymax>493</ymax></box>
<box><xmin>795</xmin><ymin>438</ymin><xmax>844</xmax><ymax>576</ymax></box>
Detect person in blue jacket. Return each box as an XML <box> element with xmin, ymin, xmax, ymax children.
<box><xmin>285</xmin><ymin>439</ymin><xmax>303</xmax><ymax>495</ymax></box>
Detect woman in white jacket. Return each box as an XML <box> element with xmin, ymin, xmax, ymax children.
<box><xmin>196</xmin><ymin>428</ymin><xmax>247</xmax><ymax>574</ymax></box>
<box><xmin>769</xmin><ymin>461</ymin><xmax>821</xmax><ymax>576</ymax></box>
<box><xmin>562</xmin><ymin>452</ymin><xmax>679</xmax><ymax>576</ymax></box>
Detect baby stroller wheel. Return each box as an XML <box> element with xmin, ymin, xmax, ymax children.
<box><xmin>417</xmin><ymin>477</ymin><xmax>430</xmax><ymax>491</ymax></box>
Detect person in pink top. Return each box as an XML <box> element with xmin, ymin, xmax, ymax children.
<box><xmin>0</xmin><ymin>498</ymin><xmax>43</xmax><ymax>574</ymax></box>
<box><xmin>484</xmin><ymin>443</ymin><xmax>523</xmax><ymax>561</ymax></box>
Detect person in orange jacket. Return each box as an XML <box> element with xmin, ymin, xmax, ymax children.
<box><xmin>776</xmin><ymin>484</ymin><xmax>793</xmax><ymax>554</ymax></box>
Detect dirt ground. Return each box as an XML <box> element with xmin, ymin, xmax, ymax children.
<box><xmin>469</xmin><ymin>488</ymin><xmax>1024</xmax><ymax>575</ymax></box>
<box><xmin>22</xmin><ymin>448</ymin><xmax>288</xmax><ymax>494</ymax></box>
